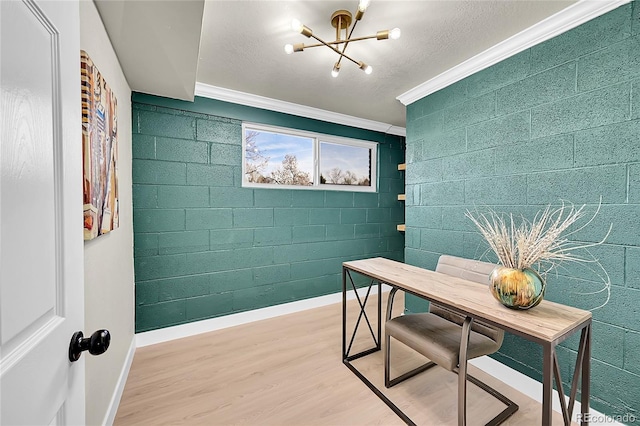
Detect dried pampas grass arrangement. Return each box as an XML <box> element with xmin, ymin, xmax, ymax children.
<box><xmin>465</xmin><ymin>201</ymin><xmax>612</xmax><ymax>308</ymax></box>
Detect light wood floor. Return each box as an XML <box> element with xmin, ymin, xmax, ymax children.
<box><xmin>115</xmin><ymin>292</ymin><xmax>570</xmax><ymax>425</ymax></box>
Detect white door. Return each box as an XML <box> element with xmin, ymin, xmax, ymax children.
<box><xmin>0</xmin><ymin>0</ymin><xmax>85</xmax><ymax>424</ymax></box>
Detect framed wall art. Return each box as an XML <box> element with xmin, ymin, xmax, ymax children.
<box><xmin>81</xmin><ymin>50</ymin><xmax>119</xmax><ymax>240</ymax></box>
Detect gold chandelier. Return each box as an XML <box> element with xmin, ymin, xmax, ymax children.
<box><xmin>284</xmin><ymin>0</ymin><xmax>400</xmax><ymax>78</ymax></box>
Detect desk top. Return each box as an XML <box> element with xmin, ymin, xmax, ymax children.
<box><xmin>344</xmin><ymin>257</ymin><xmax>591</xmax><ymax>343</ymax></box>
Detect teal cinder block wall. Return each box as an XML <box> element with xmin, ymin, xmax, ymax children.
<box><xmin>404</xmin><ymin>3</ymin><xmax>639</xmax><ymax>419</ymax></box>
<box><xmin>132</xmin><ymin>93</ymin><xmax>405</xmax><ymax>333</ymax></box>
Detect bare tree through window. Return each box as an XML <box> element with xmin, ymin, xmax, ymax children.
<box><xmin>270</xmin><ymin>155</ymin><xmax>312</xmax><ymax>186</ymax></box>
<box><xmin>244</xmin><ymin>130</ymin><xmax>270</xmax><ymax>183</ymax></box>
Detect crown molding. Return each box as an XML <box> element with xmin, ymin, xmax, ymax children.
<box><xmin>387</xmin><ymin>125</ymin><xmax>406</xmax><ymax>136</ymax></box>
<box><xmin>195</xmin><ymin>82</ymin><xmax>406</xmax><ymax>137</ymax></box>
<box><xmin>397</xmin><ymin>0</ymin><xmax>631</xmax><ymax>106</ymax></box>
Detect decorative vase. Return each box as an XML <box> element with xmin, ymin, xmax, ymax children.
<box><xmin>489</xmin><ymin>266</ymin><xmax>546</xmax><ymax>310</ymax></box>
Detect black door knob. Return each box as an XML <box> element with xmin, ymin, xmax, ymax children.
<box><xmin>68</xmin><ymin>329</ymin><xmax>110</xmax><ymax>362</ymax></box>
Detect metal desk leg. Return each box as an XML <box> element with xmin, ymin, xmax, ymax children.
<box><xmin>581</xmin><ymin>324</ymin><xmax>592</xmax><ymax>426</ymax></box>
<box><xmin>342</xmin><ymin>266</ymin><xmax>347</xmax><ymax>360</ymax></box>
<box><xmin>377</xmin><ymin>279</ymin><xmax>382</xmax><ymax>351</ymax></box>
<box><xmin>458</xmin><ymin>317</ymin><xmax>473</xmax><ymax>426</ymax></box>
<box><xmin>544</xmin><ymin>323</ymin><xmax>591</xmax><ymax>426</ymax></box>
<box><xmin>542</xmin><ymin>343</ymin><xmax>554</xmax><ymax>426</ymax></box>
<box><xmin>342</xmin><ymin>269</ymin><xmax>415</xmax><ymax>425</ymax></box>
<box><xmin>343</xmin><ymin>268</ymin><xmax>380</xmax><ymax>361</ymax></box>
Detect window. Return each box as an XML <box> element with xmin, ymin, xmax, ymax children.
<box><xmin>319</xmin><ymin>141</ymin><xmax>372</xmax><ymax>187</ymax></box>
<box><xmin>242</xmin><ymin>123</ymin><xmax>377</xmax><ymax>192</ymax></box>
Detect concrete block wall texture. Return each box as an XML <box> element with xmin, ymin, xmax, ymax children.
<box><xmin>131</xmin><ymin>93</ymin><xmax>405</xmax><ymax>333</ymax></box>
<box><xmin>404</xmin><ymin>3</ymin><xmax>639</xmax><ymax>419</ymax></box>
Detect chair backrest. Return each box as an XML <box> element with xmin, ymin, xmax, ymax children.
<box><xmin>431</xmin><ymin>255</ymin><xmax>504</xmax><ymax>345</ymax></box>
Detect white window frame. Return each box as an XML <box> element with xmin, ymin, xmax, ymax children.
<box><xmin>241</xmin><ymin>122</ymin><xmax>378</xmax><ymax>192</ymax></box>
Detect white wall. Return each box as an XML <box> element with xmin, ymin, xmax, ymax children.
<box><xmin>80</xmin><ymin>1</ymin><xmax>135</xmax><ymax>424</ymax></box>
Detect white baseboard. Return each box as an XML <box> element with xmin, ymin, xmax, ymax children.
<box><xmin>136</xmin><ymin>284</ymin><xmax>392</xmax><ymax>348</ymax></box>
<box><xmin>102</xmin><ymin>337</ymin><xmax>136</xmax><ymax>426</ymax></box>
<box><xmin>470</xmin><ymin>356</ymin><xmax>625</xmax><ymax>425</ymax></box>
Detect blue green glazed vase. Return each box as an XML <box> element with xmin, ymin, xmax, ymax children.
<box><xmin>489</xmin><ymin>266</ymin><xmax>546</xmax><ymax>310</ymax></box>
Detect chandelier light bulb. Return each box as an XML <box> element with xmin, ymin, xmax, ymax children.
<box><xmin>331</xmin><ymin>63</ymin><xmax>340</xmax><ymax>78</ymax></box>
<box><xmin>358</xmin><ymin>0</ymin><xmax>371</xmax><ymax>12</ymax></box>
<box><xmin>284</xmin><ymin>44</ymin><xmax>294</xmax><ymax>54</ymax></box>
<box><xmin>390</xmin><ymin>27</ymin><xmax>401</xmax><ymax>40</ymax></box>
<box><xmin>291</xmin><ymin>18</ymin><xmax>303</xmax><ymax>33</ymax></box>
<box><xmin>359</xmin><ymin>62</ymin><xmax>373</xmax><ymax>74</ymax></box>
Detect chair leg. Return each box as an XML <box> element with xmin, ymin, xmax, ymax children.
<box><xmin>384</xmin><ymin>287</ymin><xmax>398</xmax><ymax>388</ymax></box>
<box><xmin>458</xmin><ymin>317</ymin><xmax>473</xmax><ymax>426</ymax></box>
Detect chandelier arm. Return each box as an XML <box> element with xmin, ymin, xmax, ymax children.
<box><xmin>336</xmin><ymin>18</ymin><xmax>360</xmax><ymax>67</ymax></box>
<box><xmin>344</xmin><ymin>33</ymin><xmax>377</xmax><ymax>43</ymax></box>
<box><xmin>309</xmin><ymin>33</ymin><xmax>361</xmax><ymax>66</ymax></box>
<box><xmin>299</xmin><ymin>34</ymin><xmax>379</xmax><ymax>49</ymax></box>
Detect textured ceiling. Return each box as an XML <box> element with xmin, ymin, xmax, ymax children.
<box><xmin>97</xmin><ymin>0</ymin><xmax>578</xmax><ymax>129</ymax></box>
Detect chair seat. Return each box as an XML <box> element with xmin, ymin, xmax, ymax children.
<box><xmin>386</xmin><ymin>313</ymin><xmax>501</xmax><ymax>371</ymax></box>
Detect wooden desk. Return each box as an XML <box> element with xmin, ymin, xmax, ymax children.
<box><xmin>342</xmin><ymin>257</ymin><xmax>592</xmax><ymax>426</ymax></box>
